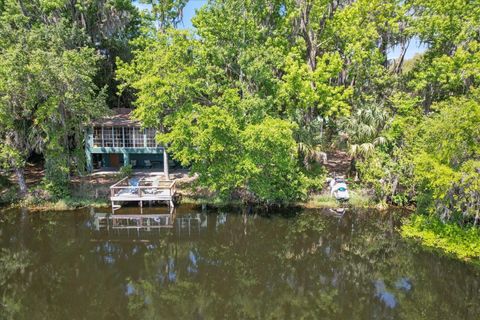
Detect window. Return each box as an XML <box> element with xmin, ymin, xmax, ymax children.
<box><xmin>93</xmin><ymin>127</ymin><xmax>102</xmax><ymax>147</ymax></box>
<box><xmin>92</xmin><ymin>126</ymin><xmax>157</xmax><ymax>148</ymax></box>
<box><xmin>124</xmin><ymin>127</ymin><xmax>134</xmax><ymax>147</ymax></box>
<box><xmin>133</xmin><ymin>128</ymin><xmax>144</xmax><ymax>147</ymax></box>
<box><xmin>114</xmin><ymin>127</ymin><xmax>124</xmax><ymax>147</ymax></box>
<box><xmin>145</xmin><ymin>128</ymin><xmax>157</xmax><ymax>147</ymax></box>
<box><xmin>103</xmin><ymin>127</ymin><xmax>113</xmax><ymax>147</ymax></box>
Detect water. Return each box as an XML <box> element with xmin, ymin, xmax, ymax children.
<box><xmin>0</xmin><ymin>206</ymin><xmax>478</xmax><ymax>319</ymax></box>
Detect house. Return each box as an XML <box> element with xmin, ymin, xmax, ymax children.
<box><xmin>85</xmin><ymin>109</ymin><xmax>169</xmax><ymax>177</ymax></box>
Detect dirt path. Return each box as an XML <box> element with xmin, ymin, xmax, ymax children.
<box><xmin>324</xmin><ymin>150</ymin><xmax>351</xmax><ymax>177</ymax></box>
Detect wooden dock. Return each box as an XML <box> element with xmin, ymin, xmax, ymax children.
<box><xmin>110</xmin><ymin>176</ymin><xmax>177</xmax><ymax>211</ymax></box>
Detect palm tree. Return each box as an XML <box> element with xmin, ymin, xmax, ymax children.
<box><xmin>340</xmin><ymin>103</ymin><xmax>390</xmax><ymax>177</ymax></box>
<box><xmin>293</xmin><ymin>112</ymin><xmax>327</xmax><ymax>170</ymax></box>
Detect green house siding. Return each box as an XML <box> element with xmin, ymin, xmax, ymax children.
<box><xmin>85</xmin><ymin>127</ymin><xmax>166</xmax><ymax>172</ymax></box>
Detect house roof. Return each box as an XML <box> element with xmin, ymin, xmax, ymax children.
<box><xmin>92</xmin><ymin>108</ymin><xmax>140</xmax><ymax>127</ymax></box>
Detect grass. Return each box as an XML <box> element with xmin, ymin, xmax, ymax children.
<box><xmin>181</xmin><ymin>195</ymin><xmax>243</xmax><ymax>207</ymax></box>
<box><xmin>401</xmin><ymin>214</ymin><xmax>480</xmax><ymax>267</ymax></box>
<box><xmin>304</xmin><ymin>189</ymin><xmax>377</xmax><ymax>209</ymax></box>
<box><xmin>182</xmin><ymin>187</ymin><xmax>377</xmax><ymax>210</ymax></box>
<box><xmin>14</xmin><ymin>196</ymin><xmax>109</xmax><ymax>211</ymax></box>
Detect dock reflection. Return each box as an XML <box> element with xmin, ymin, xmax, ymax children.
<box><xmin>91</xmin><ymin>207</ymin><xmax>211</xmax><ymax>240</ymax></box>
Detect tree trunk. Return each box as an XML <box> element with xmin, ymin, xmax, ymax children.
<box><xmin>15</xmin><ymin>166</ymin><xmax>28</xmax><ymax>196</ymax></box>
<box><xmin>394</xmin><ymin>39</ymin><xmax>410</xmax><ymax>74</ymax></box>
<box><xmin>349</xmin><ymin>157</ymin><xmax>357</xmax><ymax>179</ymax></box>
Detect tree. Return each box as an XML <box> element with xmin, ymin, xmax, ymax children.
<box><xmin>117</xmin><ymin>0</ymin><xmax>307</xmax><ymax>202</ymax></box>
<box><xmin>116</xmin><ymin>0</ymin><xmax>480</xmax><ymax>211</ymax></box>
<box><xmin>139</xmin><ymin>0</ymin><xmax>188</xmax><ymax>31</ymax></box>
<box><xmin>409</xmin><ymin>94</ymin><xmax>480</xmax><ymax>222</ymax></box>
<box><xmin>406</xmin><ymin>0</ymin><xmax>480</xmax><ymax>110</ymax></box>
<box><xmin>161</xmin><ymin>106</ymin><xmax>243</xmax><ymax>197</ymax></box>
<box><xmin>241</xmin><ymin>118</ymin><xmax>304</xmax><ymax>203</ymax></box>
<box><xmin>160</xmin><ymin>107</ymin><xmax>303</xmax><ymax>203</ymax></box>
<box><xmin>340</xmin><ymin>102</ymin><xmax>389</xmax><ymax>177</ymax></box>
<box><xmin>0</xmin><ymin>2</ymin><xmax>108</xmax><ymax>195</ymax></box>
<box><xmin>116</xmin><ymin>28</ymin><xmax>199</xmax><ymax>129</ymax></box>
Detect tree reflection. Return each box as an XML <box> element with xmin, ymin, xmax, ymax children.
<box><xmin>0</xmin><ymin>208</ymin><xmax>478</xmax><ymax>319</ymax></box>
<box><xmin>124</xmin><ymin>209</ymin><xmax>480</xmax><ymax>319</ymax></box>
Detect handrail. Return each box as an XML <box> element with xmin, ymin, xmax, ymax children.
<box><xmin>110</xmin><ymin>177</ymin><xmax>176</xmax><ymax>200</ymax></box>
<box><xmin>110</xmin><ymin>180</ymin><xmax>175</xmax><ymax>189</ymax></box>
<box><xmin>110</xmin><ymin>184</ymin><xmax>173</xmax><ymax>190</ymax></box>
<box><xmin>110</xmin><ymin>176</ymin><xmax>129</xmax><ymax>188</ymax></box>
<box><xmin>110</xmin><ymin>177</ymin><xmax>175</xmax><ymax>188</ymax></box>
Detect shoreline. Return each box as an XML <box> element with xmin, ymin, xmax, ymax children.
<box><xmin>1</xmin><ymin>187</ymin><xmax>383</xmax><ymax>212</ymax></box>
<box><xmin>1</xmin><ymin>173</ymin><xmax>382</xmax><ymax>212</ymax></box>
<box><xmin>2</xmin><ymin>189</ymin><xmax>479</xmax><ymax>269</ymax></box>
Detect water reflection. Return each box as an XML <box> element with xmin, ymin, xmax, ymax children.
<box><xmin>0</xmin><ymin>206</ymin><xmax>479</xmax><ymax>319</ymax></box>
<box><xmin>374</xmin><ymin>279</ymin><xmax>397</xmax><ymax>308</ymax></box>
<box><xmin>92</xmin><ymin>208</ymin><xmax>210</xmax><ymax>240</ymax></box>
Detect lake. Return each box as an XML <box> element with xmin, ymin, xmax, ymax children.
<box><xmin>0</xmin><ymin>206</ymin><xmax>478</xmax><ymax>319</ymax></box>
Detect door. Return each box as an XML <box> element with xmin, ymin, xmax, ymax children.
<box><xmin>110</xmin><ymin>154</ymin><xmax>121</xmax><ymax>168</ymax></box>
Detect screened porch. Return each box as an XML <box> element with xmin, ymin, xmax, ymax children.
<box><xmin>92</xmin><ymin>126</ymin><xmax>159</xmax><ymax>149</ymax></box>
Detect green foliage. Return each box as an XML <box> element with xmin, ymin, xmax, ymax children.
<box><xmin>340</xmin><ymin>0</ymin><xmax>480</xmax><ymax>218</ymax></box>
<box><xmin>116</xmin><ymin>28</ymin><xmax>198</xmax><ymax>128</ymax></box>
<box><xmin>19</xmin><ymin>195</ymin><xmax>108</xmax><ymax>211</ymax></box>
<box><xmin>0</xmin><ymin>0</ymin><xmax>476</xmax><ymax>212</ymax></box>
<box><xmin>118</xmin><ymin>164</ymin><xmax>133</xmax><ymax>179</ymax></box>
<box><xmin>0</xmin><ymin>0</ymin><xmax>136</xmax><ymax>195</ymax></box>
<box><xmin>0</xmin><ymin>174</ymin><xmax>10</xmax><ymax>188</ymax></box>
<box><xmin>162</xmin><ymin>108</ymin><xmax>303</xmax><ymax>203</ymax></box>
<box><xmin>0</xmin><ymin>186</ymin><xmax>19</xmax><ymax>205</ymax></box>
<box><xmin>162</xmin><ymin>106</ymin><xmax>243</xmax><ymax>196</ymax></box>
<box><xmin>391</xmin><ymin>193</ymin><xmax>409</xmax><ymax>207</ymax></box>
<box><xmin>0</xmin><ymin>145</ymin><xmax>25</xmax><ymax>172</ymax></box>
<box><xmin>340</xmin><ymin>102</ymin><xmax>390</xmax><ymax>160</ymax></box>
<box><xmin>302</xmin><ymin>163</ymin><xmax>327</xmax><ymax>193</ymax></box>
<box><xmin>241</xmin><ymin>118</ymin><xmax>305</xmax><ymax>203</ymax></box>
<box><xmin>409</xmin><ymin>95</ymin><xmax>480</xmax><ymax>220</ymax></box>
<box><xmin>117</xmin><ymin>0</ymin><xmax>412</xmax><ymax>203</ymax></box>
<box><xmin>0</xmin><ymin>248</ymin><xmax>31</xmax><ymax>319</ymax></box>
<box><xmin>139</xmin><ymin>0</ymin><xmax>188</xmax><ymax>30</ymax></box>
<box><xmin>356</xmin><ymin>150</ymin><xmax>394</xmax><ymax>202</ymax></box>
<box><xmin>279</xmin><ymin>50</ymin><xmax>352</xmax><ymax>118</ymax></box>
<box><xmin>402</xmin><ymin>215</ymin><xmax>480</xmax><ymax>266</ymax></box>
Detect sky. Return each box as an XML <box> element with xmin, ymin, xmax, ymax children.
<box><xmin>134</xmin><ymin>0</ymin><xmax>207</xmax><ymax>30</ymax></box>
<box><xmin>133</xmin><ymin>0</ymin><xmax>425</xmax><ymax>60</ymax></box>
<box><xmin>388</xmin><ymin>37</ymin><xmax>427</xmax><ymax>60</ymax></box>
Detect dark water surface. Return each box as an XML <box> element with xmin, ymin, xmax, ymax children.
<box><xmin>0</xmin><ymin>206</ymin><xmax>478</xmax><ymax>320</ymax></box>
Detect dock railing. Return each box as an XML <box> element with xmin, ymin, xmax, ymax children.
<box><xmin>110</xmin><ymin>177</ymin><xmax>176</xmax><ymax>199</ymax></box>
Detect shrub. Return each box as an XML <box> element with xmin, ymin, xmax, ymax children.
<box><xmin>401</xmin><ymin>214</ymin><xmax>480</xmax><ymax>266</ymax></box>
<box><xmin>118</xmin><ymin>165</ymin><xmax>133</xmax><ymax>179</ymax></box>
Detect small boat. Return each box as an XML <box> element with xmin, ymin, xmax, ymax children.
<box><xmin>329</xmin><ymin>177</ymin><xmax>350</xmax><ymax>202</ymax></box>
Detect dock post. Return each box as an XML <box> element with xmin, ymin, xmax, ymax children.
<box><xmin>163</xmin><ymin>147</ymin><xmax>169</xmax><ymax>180</ymax></box>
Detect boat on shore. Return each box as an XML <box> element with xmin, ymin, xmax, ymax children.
<box><xmin>329</xmin><ymin>177</ymin><xmax>350</xmax><ymax>202</ymax></box>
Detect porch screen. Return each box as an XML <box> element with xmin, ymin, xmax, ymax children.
<box><xmin>91</xmin><ymin>126</ymin><xmax>158</xmax><ymax>148</ymax></box>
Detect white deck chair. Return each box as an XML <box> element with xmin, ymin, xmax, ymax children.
<box><xmin>144</xmin><ymin>177</ymin><xmax>160</xmax><ymax>194</ymax></box>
